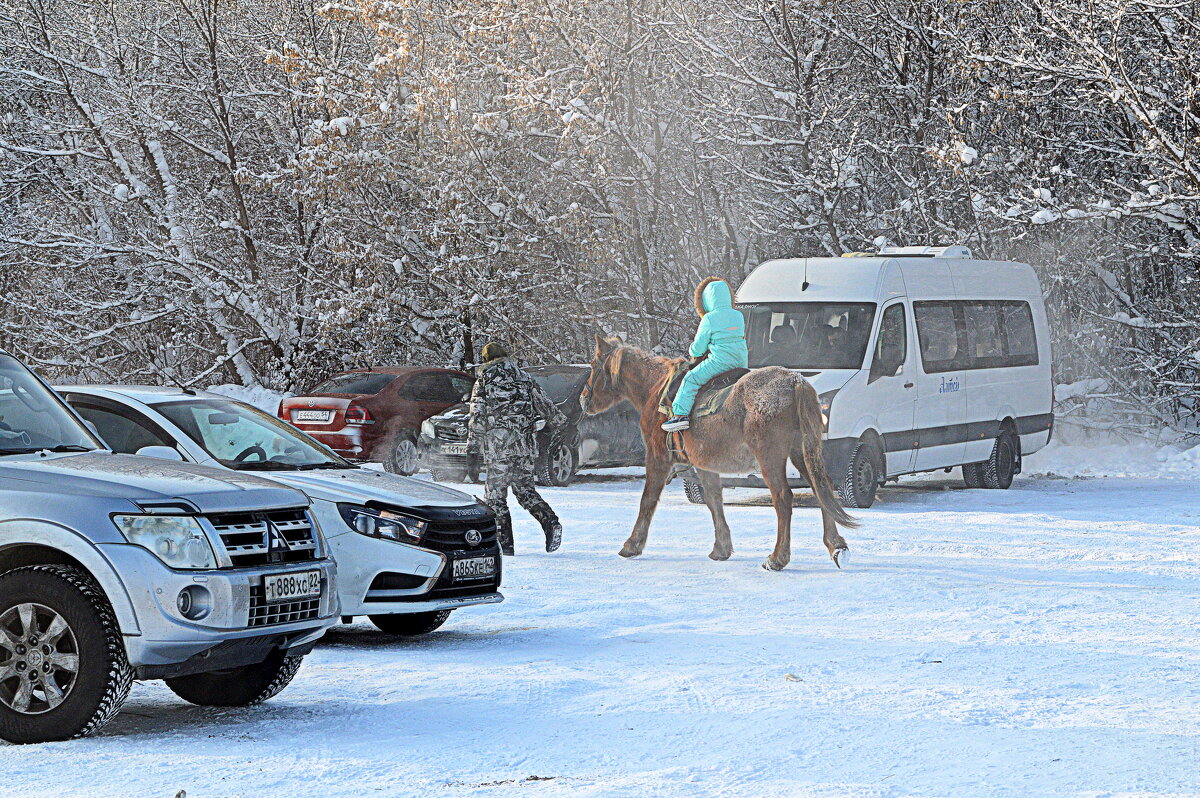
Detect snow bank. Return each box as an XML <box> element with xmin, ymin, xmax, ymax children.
<box><xmin>1024</xmin><ymin>435</ymin><xmax>1200</xmax><ymax>479</ymax></box>
<box><xmin>206</xmin><ymin>383</ymin><xmax>290</xmax><ymax>414</ymax></box>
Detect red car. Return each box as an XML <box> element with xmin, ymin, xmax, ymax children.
<box><xmin>279</xmin><ymin>367</ymin><xmax>474</xmax><ymax>474</ymax></box>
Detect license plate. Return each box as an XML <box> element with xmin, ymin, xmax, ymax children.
<box><xmin>293</xmin><ymin>409</ymin><xmax>332</xmax><ymax>423</ymax></box>
<box><xmin>452</xmin><ymin>556</ymin><xmax>496</xmax><ymax>581</ymax></box>
<box><xmin>263</xmin><ymin>570</ymin><xmax>322</xmax><ymax>604</ymax></box>
<box><xmin>442</xmin><ymin>442</ymin><xmax>468</xmax><ymax>455</ymax></box>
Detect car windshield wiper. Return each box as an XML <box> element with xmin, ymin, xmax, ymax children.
<box><xmin>290</xmin><ymin>462</ymin><xmax>355</xmax><ymax>471</ymax></box>
<box><xmin>227</xmin><ymin>461</ymin><xmax>297</xmax><ymax>471</ymax></box>
<box><xmin>0</xmin><ymin>444</ymin><xmax>94</xmax><ymax>456</ymax></box>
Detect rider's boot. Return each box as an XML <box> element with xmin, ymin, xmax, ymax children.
<box><xmin>661</xmin><ymin>415</ymin><xmax>690</xmax><ymax>432</ymax></box>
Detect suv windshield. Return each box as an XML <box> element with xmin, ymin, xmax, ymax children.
<box><xmin>155</xmin><ymin>398</ymin><xmax>350</xmax><ymax>471</ymax></box>
<box><xmin>308</xmin><ymin>372</ymin><xmax>397</xmax><ymax>395</ymax></box>
<box><xmin>0</xmin><ymin>354</ymin><xmax>98</xmax><ymax>455</ymax></box>
<box><xmin>743</xmin><ymin>302</ymin><xmax>877</xmax><ymax>370</ymax></box>
<box><xmin>529</xmin><ymin>369</ymin><xmax>585</xmax><ymax>404</ymax></box>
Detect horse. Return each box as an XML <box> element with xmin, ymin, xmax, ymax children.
<box><xmin>580</xmin><ymin>334</ymin><xmax>856</xmax><ymax>571</ymax></box>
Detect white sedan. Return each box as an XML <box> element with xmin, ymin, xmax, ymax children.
<box><xmin>57</xmin><ymin>385</ymin><xmax>503</xmax><ymax>636</ymax></box>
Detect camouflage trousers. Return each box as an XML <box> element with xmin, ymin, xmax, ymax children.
<box><xmin>481</xmin><ymin>456</ymin><xmax>559</xmax><ymax>555</ymax></box>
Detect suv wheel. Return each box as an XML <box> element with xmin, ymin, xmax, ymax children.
<box><xmin>370</xmin><ymin>610</ymin><xmax>452</xmax><ymax>636</ymax></box>
<box><xmin>537</xmin><ymin>436</ymin><xmax>578</xmax><ymax>487</ymax></box>
<box><xmin>384</xmin><ymin>436</ymin><xmax>420</xmax><ymax>476</ymax></box>
<box><xmin>165</xmin><ymin>650</ymin><xmax>303</xmax><ymax>707</ymax></box>
<box><xmin>432</xmin><ymin>467</ymin><xmax>467</xmax><ymax>483</ymax></box>
<box><xmin>838</xmin><ymin>438</ymin><xmax>882</xmax><ymax>509</ymax></box>
<box><xmin>983</xmin><ymin>432</ymin><xmax>1018</xmax><ymax>489</ymax></box>
<box><xmin>0</xmin><ymin>565</ymin><xmax>133</xmax><ymax>744</ymax></box>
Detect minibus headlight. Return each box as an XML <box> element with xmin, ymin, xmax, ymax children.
<box><xmin>817</xmin><ymin>390</ymin><xmax>838</xmax><ymax>429</ymax></box>
<box><xmin>113</xmin><ymin>515</ymin><xmax>217</xmax><ymax>570</ymax></box>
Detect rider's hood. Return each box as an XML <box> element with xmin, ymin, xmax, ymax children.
<box><xmin>696</xmin><ymin>278</ymin><xmax>734</xmax><ymax>315</ymax></box>
<box><xmin>0</xmin><ymin>451</ymin><xmax>306</xmax><ymax>513</ymax></box>
<box><xmin>264</xmin><ymin>468</ymin><xmax>479</xmax><ymax>512</ymax></box>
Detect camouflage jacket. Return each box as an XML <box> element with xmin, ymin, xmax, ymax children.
<box><xmin>467</xmin><ymin>357</ymin><xmax>568</xmax><ymax>461</ymax></box>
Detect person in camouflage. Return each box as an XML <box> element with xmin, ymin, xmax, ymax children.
<box><xmin>467</xmin><ymin>342</ymin><xmax>568</xmax><ymax>555</ymax></box>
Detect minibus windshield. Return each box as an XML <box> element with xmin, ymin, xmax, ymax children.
<box><xmin>743</xmin><ymin>303</ymin><xmax>877</xmax><ymax>370</ymax></box>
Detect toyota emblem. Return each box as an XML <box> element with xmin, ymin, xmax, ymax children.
<box><xmin>465</xmin><ymin>529</ymin><xmax>482</xmax><ymax>546</ymax></box>
<box><xmin>308</xmin><ymin>399</ymin><xmax>316</xmax><ymax>407</ymax></box>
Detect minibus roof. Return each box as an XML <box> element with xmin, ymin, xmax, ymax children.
<box><xmin>736</xmin><ymin>256</ymin><xmax>1041</xmax><ymax>305</ymax></box>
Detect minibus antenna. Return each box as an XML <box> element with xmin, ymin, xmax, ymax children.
<box><xmin>801</xmin><ymin>258</ymin><xmax>809</xmax><ymax>291</ymax></box>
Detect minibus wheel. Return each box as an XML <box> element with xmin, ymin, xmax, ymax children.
<box><xmin>962</xmin><ymin>463</ymin><xmax>986</xmax><ymax>488</ymax></box>
<box><xmin>983</xmin><ymin>432</ymin><xmax>1018</xmax><ymax>489</ymax></box>
<box><xmin>839</xmin><ymin>439</ymin><xmax>882</xmax><ymax>509</ymax></box>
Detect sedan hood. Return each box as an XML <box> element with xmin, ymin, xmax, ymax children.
<box><xmin>0</xmin><ymin>451</ymin><xmax>307</xmax><ymax>514</ymax></box>
<box><xmin>264</xmin><ymin>467</ymin><xmax>477</xmax><ymax>511</ymax></box>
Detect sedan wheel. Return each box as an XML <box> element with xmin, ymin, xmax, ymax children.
<box><xmin>385</xmin><ymin>437</ymin><xmax>420</xmax><ymax>476</ymax></box>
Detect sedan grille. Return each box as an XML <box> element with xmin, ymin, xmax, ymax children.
<box><xmin>420</xmin><ymin>519</ymin><xmax>498</xmax><ymax>553</ymax></box>
<box><xmin>207</xmin><ymin>508</ymin><xmax>318</xmax><ymax>568</ymax></box>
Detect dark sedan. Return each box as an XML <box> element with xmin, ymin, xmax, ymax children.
<box><xmin>418</xmin><ymin>365</ymin><xmax>645</xmax><ymax>485</ymax></box>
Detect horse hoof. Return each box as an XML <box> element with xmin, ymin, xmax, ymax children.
<box><xmin>709</xmin><ymin>549</ymin><xmax>731</xmax><ymax>561</ymax></box>
<box><xmin>762</xmin><ymin>558</ymin><xmax>785</xmax><ymax>572</ymax></box>
<box><xmin>832</xmin><ymin>547</ymin><xmax>849</xmax><ymax>569</ymax></box>
<box><xmin>619</xmin><ymin>547</ymin><xmax>641</xmax><ymax>559</ymax></box>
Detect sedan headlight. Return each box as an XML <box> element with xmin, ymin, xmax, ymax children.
<box><xmin>112</xmin><ymin>515</ymin><xmax>217</xmax><ymax>570</ymax></box>
<box><xmin>338</xmin><ymin>504</ymin><xmax>427</xmax><ymax>543</ymax></box>
<box><xmin>818</xmin><ymin>390</ymin><xmax>838</xmax><ymax>430</ymax></box>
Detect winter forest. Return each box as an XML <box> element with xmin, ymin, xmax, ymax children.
<box><xmin>1</xmin><ymin>0</ymin><xmax>1197</xmax><ymax>435</ymax></box>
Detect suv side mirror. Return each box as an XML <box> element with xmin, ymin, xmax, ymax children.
<box><xmin>135</xmin><ymin>445</ymin><xmax>184</xmax><ymax>462</ymax></box>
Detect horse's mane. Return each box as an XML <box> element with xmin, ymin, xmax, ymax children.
<box><xmin>609</xmin><ymin>343</ymin><xmax>682</xmax><ymax>398</ymax></box>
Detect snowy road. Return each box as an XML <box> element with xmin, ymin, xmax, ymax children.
<box><xmin>5</xmin><ymin>465</ymin><xmax>1200</xmax><ymax>797</ymax></box>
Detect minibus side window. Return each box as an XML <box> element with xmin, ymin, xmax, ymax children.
<box><xmin>963</xmin><ymin>302</ymin><xmax>1006</xmax><ymax>368</ymax></box>
<box><xmin>869</xmin><ymin>303</ymin><xmax>907</xmax><ymax>383</ymax></box>
<box><xmin>913</xmin><ymin>301</ymin><xmax>963</xmax><ymax>374</ymax></box>
<box><xmin>999</xmin><ymin>302</ymin><xmax>1038</xmax><ymax>367</ymax></box>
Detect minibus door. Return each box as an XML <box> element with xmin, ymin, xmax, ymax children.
<box><xmin>866</xmin><ymin>300</ymin><xmax>917</xmax><ymax>475</ymax></box>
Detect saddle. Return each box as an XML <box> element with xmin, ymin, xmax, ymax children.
<box><xmin>658</xmin><ymin>363</ymin><xmax>750</xmax><ymax>421</ymax></box>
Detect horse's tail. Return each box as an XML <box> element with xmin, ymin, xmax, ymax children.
<box><xmin>794</xmin><ymin>379</ymin><xmax>859</xmax><ymax>529</ymax></box>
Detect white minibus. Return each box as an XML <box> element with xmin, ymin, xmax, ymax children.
<box><xmin>690</xmin><ymin>245</ymin><xmax>1054</xmax><ymax>508</ymax></box>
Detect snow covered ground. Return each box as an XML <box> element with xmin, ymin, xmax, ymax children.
<box><xmin>5</xmin><ymin>450</ymin><xmax>1200</xmax><ymax>797</ymax></box>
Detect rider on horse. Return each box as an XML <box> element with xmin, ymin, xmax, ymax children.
<box><xmin>661</xmin><ymin>278</ymin><xmax>749</xmax><ymax>432</ymax></box>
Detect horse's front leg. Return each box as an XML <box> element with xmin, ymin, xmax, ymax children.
<box><xmin>695</xmin><ymin>468</ymin><xmax>733</xmax><ymax>561</ymax></box>
<box><xmin>621</xmin><ymin>456</ymin><xmax>672</xmax><ymax>558</ymax></box>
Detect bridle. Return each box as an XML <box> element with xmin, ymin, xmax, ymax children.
<box><xmin>582</xmin><ymin>347</ymin><xmax>618</xmax><ymax>404</ymax></box>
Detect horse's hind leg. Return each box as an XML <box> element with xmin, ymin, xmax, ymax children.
<box><xmin>695</xmin><ymin>468</ymin><xmax>732</xmax><ymax>561</ymax></box>
<box><xmin>758</xmin><ymin>452</ymin><xmax>793</xmax><ymax>571</ymax></box>
<box><xmin>620</xmin><ymin>456</ymin><xmax>671</xmax><ymax>558</ymax></box>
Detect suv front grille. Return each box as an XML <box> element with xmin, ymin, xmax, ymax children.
<box><xmin>420</xmin><ymin>518</ymin><xmax>498</xmax><ymax>553</ymax></box>
<box><xmin>248</xmin><ymin>583</ymin><xmax>322</xmax><ymax>627</ymax></box>
<box><xmin>434</xmin><ymin>423</ymin><xmax>468</xmax><ymax>442</ymax></box>
<box><xmin>208</xmin><ymin>508</ymin><xmax>318</xmax><ymax>568</ymax></box>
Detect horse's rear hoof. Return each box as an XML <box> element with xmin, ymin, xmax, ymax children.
<box><xmin>619</xmin><ymin>547</ymin><xmax>641</xmax><ymax>558</ymax></box>
<box><xmin>762</xmin><ymin>558</ymin><xmax>786</xmax><ymax>571</ymax></box>
<box><xmin>832</xmin><ymin>547</ymin><xmax>849</xmax><ymax>569</ymax></box>
<box><xmin>709</xmin><ymin>548</ymin><xmax>731</xmax><ymax>561</ymax></box>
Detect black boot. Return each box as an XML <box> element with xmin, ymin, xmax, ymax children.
<box><xmin>495</xmin><ymin>511</ymin><xmax>515</xmax><ymax>556</ymax></box>
<box><xmin>544</xmin><ymin>520</ymin><xmax>562</xmax><ymax>553</ymax></box>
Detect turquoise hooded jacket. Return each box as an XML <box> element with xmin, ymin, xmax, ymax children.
<box><xmin>688</xmin><ymin>279</ymin><xmax>749</xmax><ymax>369</ymax></box>
<box><xmin>671</xmin><ymin>278</ymin><xmax>748</xmax><ymax>416</ymax></box>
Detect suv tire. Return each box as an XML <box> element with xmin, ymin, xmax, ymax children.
<box><xmin>838</xmin><ymin>439</ymin><xmax>882</xmax><ymax>509</ymax></box>
<box><xmin>0</xmin><ymin>565</ymin><xmax>133</xmax><ymax>744</ymax></box>
<box><xmin>370</xmin><ymin>610</ymin><xmax>452</xmax><ymax>636</ymax></box>
<box><xmin>431</xmin><ymin>467</ymin><xmax>467</xmax><ymax>483</ymax></box>
<box><xmin>165</xmin><ymin>650</ymin><xmax>303</xmax><ymax>707</ymax></box>
<box><xmin>383</xmin><ymin>436</ymin><xmax>421</xmax><ymax>476</ymax></box>
<box><xmin>537</xmin><ymin>436</ymin><xmax>578</xmax><ymax>487</ymax></box>
<box><xmin>983</xmin><ymin>432</ymin><xmax>1018</xmax><ymax>489</ymax></box>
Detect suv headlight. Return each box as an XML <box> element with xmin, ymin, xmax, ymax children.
<box><xmin>818</xmin><ymin>390</ymin><xmax>838</xmax><ymax>429</ymax></box>
<box><xmin>421</xmin><ymin>419</ymin><xmax>436</xmax><ymax>439</ymax></box>
<box><xmin>112</xmin><ymin>515</ymin><xmax>217</xmax><ymax>570</ymax></box>
<box><xmin>338</xmin><ymin>504</ymin><xmax>427</xmax><ymax>543</ymax></box>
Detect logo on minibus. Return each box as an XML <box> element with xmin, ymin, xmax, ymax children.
<box><xmin>939</xmin><ymin>376</ymin><xmax>960</xmax><ymax>394</ymax></box>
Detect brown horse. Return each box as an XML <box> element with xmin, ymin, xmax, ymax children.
<box><xmin>580</xmin><ymin>335</ymin><xmax>856</xmax><ymax>571</ymax></box>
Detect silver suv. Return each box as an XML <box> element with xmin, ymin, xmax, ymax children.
<box><xmin>0</xmin><ymin>351</ymin><xmax>337</xmax><ymax>744</ymax></box>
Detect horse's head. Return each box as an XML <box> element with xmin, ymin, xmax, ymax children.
<box><xmin>581</xmin><ymin>334</ymin><xmax>625</xmax><ymax>414</ymax></box>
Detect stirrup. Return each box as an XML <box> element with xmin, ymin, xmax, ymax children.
<box><xmin>661</xmin><ymin>415</ymin><xmax>690</xmax><ymax>432</ymax></box>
